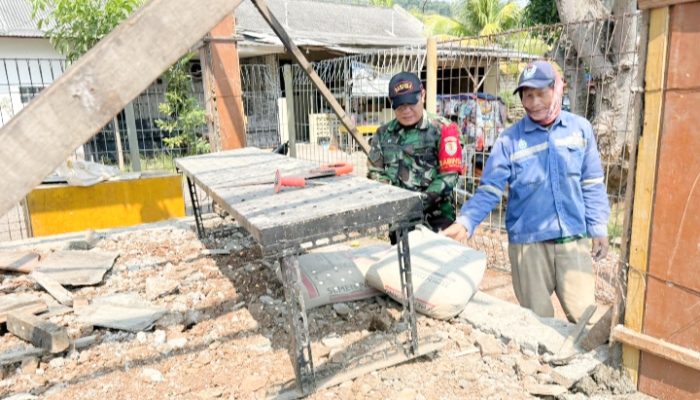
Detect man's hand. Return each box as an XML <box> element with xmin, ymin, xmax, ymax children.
<box><xmin>441</xmin><ymin>223</ymin><xmax>469</xmax><ymax>242</ymax></box>
<box><xmin>591</xmin><ymin>236</ymin><xmax>609</xmax><ymax>261</ymax></box>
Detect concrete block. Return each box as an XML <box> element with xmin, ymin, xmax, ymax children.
<box><xmin>459</xmin><ymin>291</ymin><xmax>577</xmax><ymax>355</ymax></box>
<box><xmin>552</xmin><ymin>346</ymin><xmax>609</xmax><ymax>388</ymax></box>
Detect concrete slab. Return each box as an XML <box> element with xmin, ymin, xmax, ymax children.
<box><xmin>458</xmin><ymin>291</ymin><xmax>577</xmax><ymax>355</ymax></box>
<box><xmin>35</xmin><ymin>250</ymin><xmax>118</xmax><ymax>286</ymax></box>
<box><xmin>552</xmin><ymin>345</ymin><xmax>610</xmax><ymax>388</ymax></box>
<box><xmin>76</xmin><ymin>293</ymin><xmax>166</xmax><ymax>332</ymax></box>
<box><xmin>0</xmin><ymin>251</ymin><xmax>39</xmax><ymax>273</ymax></box>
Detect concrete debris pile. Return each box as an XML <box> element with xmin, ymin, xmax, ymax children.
<box><xmin>0</xmin><ymin>218</ymin><xmax>650</xmax><ymax>399</ymax></box>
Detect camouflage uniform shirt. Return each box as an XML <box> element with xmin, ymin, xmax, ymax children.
<box><xmin>367</xmin><ymin>110</ymin><xmax>458</xmax><ymax>229</ymax></box>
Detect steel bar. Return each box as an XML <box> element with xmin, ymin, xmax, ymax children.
<box><xmin>397</xmin><ymin>225</ymin><xmax>419</xmax><ymax>354</ymax></box>
<box><xmin>280</xmin><ymin>255</ymin><xmax>315</xmax><ymax>394</ymax></box>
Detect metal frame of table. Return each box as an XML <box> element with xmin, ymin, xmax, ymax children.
<box><xmin>176</xmin><ymin>149</ymin><xmax>425</xmax><ymax>396</ymax></box>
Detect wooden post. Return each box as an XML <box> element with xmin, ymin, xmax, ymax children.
<box><xmin>31</xmin><ymin>272</ymin><xmax>74</xmax><ymax>307</ymax></box>
<box><xmin>124</xmin><ymin>102</ymin><xmax>142</xmax><ymax>172</ymax></box>
<box><xmin>426</xmin><ymin>37</ymin><xmax>438</xmax><ymax>114</ymax></box>
<box><xmin>207</xmin><ymin>15</ymin><xmax>247</xmax><ymax>150</ymax></box>
<box><xmin>113</xmin><ymin>116</ymin><xmax>125</xmax><ymax>171</ymax></box>
<box><xmin>623</xmin><ymin>6</ymin><xmax>669</xmax><ymax>385</ymax></box>
<box><xmin>283</xmin><ymin>64</ymin><xmax>297</xmax><ymax>158</ymax></box>
<box><xmin>612</xmin><ymin>8</ymin><xmax>649</xmax><ymax>356</ymax></box>
<box><xmin>251</xmin><ymin>0</ymin><xmax>369</xmax><ymax>155</ymax></box>
<box><xmin>7</xmin><ymin>312</ymin><xmax>70</xmax><ymax>353</ymax></box>
<box><xmin>200</xmin><ymin>39</ymin><xmax>221</xmax><ymax>153</ymax></box>
<box><xmin>0</xmin><ymin>0</ymin><xmax>244</xmax><ymax>217</ymax></box>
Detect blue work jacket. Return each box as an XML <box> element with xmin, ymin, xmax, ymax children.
<box><xmin>457</xmin><ymin>111</ymin><xmax>610</xmax><ymax>244</ymax></box>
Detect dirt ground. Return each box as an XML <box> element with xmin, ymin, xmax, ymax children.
<box><xmin>0</xmin><ymin>217</ymin><xmax>646</xmax><ymax>400</ymax></box>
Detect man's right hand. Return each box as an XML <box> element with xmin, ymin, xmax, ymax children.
<box><xmin>441</xmin><ymin>223</ymin><xmax>469</xmax><ymax>242</ymax></box>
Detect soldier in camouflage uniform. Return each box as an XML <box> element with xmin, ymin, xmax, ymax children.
<box><xmin>367</xmin><ymin>72</ymin><xmax>459</xmax><ymax>239</ymax></box>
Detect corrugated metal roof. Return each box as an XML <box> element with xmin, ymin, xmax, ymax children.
<box><xmin>0</xmin><ymin>0</ymin><xmax>45</xmax><ymax>38</ymax></box>
<box><xmin>0</xmin><ymin>0</ymin><xmax>425</xmax><ymax>47</ymax></box>
<box><xmin>235</xmin><ymin>0</ymin><xmax>426</xmax><ymax>47</ymax></box>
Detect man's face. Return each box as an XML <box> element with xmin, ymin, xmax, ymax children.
<box><xmin>393</xmin><ymin>90</ymin><xmax>425</xmax><ymax>126</ymax></box>
<box><xmin>521</xmin><ymin>86</ymin><xmax>554</xmax><ymax>122</ymax></box>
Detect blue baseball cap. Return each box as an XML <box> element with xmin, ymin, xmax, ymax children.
<box><xmin>513</xmin><ymin>61</ymin><xmax>556</xmax><ymax>95</ymax></box>
<box><xmin>388</xmin><ymin>72</ymin><xmax>423</xmax><ymax>109</ymax></box>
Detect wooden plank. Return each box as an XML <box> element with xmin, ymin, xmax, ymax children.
<box><xmin>7</xmin><ymin>312</ymin><xmax>70</xmax><ymax>353</ymax></box>
<box><xmin>276</xmin><ymin>339</ymin><xmax>446</xmax><ymax>399</ymax></box>
<box><xmin>283</xmin><ymin>65</ymin><xmax>298</xmax><ymax>158</ymax></box>
<box><xmin>612</xmin><ymin>8</ymin><xmax>650</xmax><ymax>361</ymax></box>
<box><xmin>557</xmin><ymin>304</ymin><xmax>597</xmax><ymax>356</ymax></box>
<box><xmin>613</xmin><ymin>325</ymin><xmax>700</xmax><ymax>371</ymax></box>
<box><xmin>0</xmin><ymin>335</ymin><xmax>97</xmax><ymax>367</ymax></box>
<box><xmin>0</xmin><ymin>294</ymin><xmax>48</xmax><ymax>324</ymax></box>
<box><xmin>0</xmin><ymin>251</ymin><xmax>40</xmax><ymax>274</ymax></box>
<box><xmin>250</xmin><ymin>0</ymin><xmax>370</xmax><ymax>155</ymax></box>
<box><xmin>0</xmin><ymin>0</ymin><xmax>244</xmax><ymax>217</ymax></box>
<box><xmin>639</xmin><ymin>0</ymin><xmax>698</xmax><ymax>10</ymax></box>
<box><xmin>623</xmin><ymin>6</ymin><xmax>669</xmax><ymax>385</ymax></box>
<box><xmin>0</xmin><ymin>302</ymin><xmax>48</xmax><ymax>324</ymax></box>
<box><xmin>580</xmin><ymin>306</ymin><xmax>613</xmax><ymax>351</ymax></box>
<box><xmin>31</xmin><ymin>271</ymin><xmax>74</xmax><ymax>307</ymax></box>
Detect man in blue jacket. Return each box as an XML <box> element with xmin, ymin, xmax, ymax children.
<box><xmin>443</xmin><ymin>60</ymin><xmax>610</xmax><ymax>323</ymax></box>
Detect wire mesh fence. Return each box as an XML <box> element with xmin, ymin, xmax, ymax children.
<box><xmin>0</xmin><ymin>57</ymin><xmax>208</xmax><ymax>242</ymax></box>
<box><xmin>83</xmin><ymin>66</ymin><xmax>207</xmax><ymax>171</ymax></box>
<box><xmin>0</xmin><ymin>58</ymin><xmax>65</xmax><ymax>241</ymax></box>
<box><xmin>281</xmin><ymin>14</ymin><xmax>643</xmax><ymax>305</ymax></box>
<box><xmin>439</xmin><ymin>14</ymin><xmax>643</xmax><ymax>285</ymax></box>
<box><xmin>2</xmin><ymin>14</ymin><xmax>644</xmax><ymax>288</ymax></box>
<box><xmin>283</xmin><ymin>46</ymin><xmax>426</xmax><ymax>177</ymax></box>
<box><xmin>241</xmin><ymin>64</ymin><xmax>281</xmax><ymax>149</ymax></box>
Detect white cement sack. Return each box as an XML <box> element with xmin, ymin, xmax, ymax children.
<box><xmin>297</xmin><ymin>244</ymin><xmax>392</xmax><ymax>309</ymax></box>
<box><xmin>366</xmin><ymin>226</ymin><xmax>486</xmax><ymax>320</ymax></box>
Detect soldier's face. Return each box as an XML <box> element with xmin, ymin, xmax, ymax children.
<box><xmin>394</xmin><ymin>90</ymin><xmax>425</xmax><ymax>126</ymax></box>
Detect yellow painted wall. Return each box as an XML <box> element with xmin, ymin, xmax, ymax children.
<box><xmin>27</xmin><ymin>174</ymin><xmax>185</xmax><ymax>236</ymax></box>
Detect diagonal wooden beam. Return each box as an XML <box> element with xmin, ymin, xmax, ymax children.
<box><xmin>251</xmin><ymin>0</ymin><xmax>370</xmax><ymax>155</ymax></box>
<box><xmin>0</xmin><ymin>0</ymin><xmax>243</xmax><ymax>217</ymax></box>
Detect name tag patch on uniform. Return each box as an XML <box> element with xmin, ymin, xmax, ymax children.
<box><xmin>518</xmin><ymin>139</ymin><xmax>528</xmax><ymax>150</ymax></box>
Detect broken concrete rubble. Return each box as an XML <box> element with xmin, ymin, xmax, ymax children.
<box><xmin>76</xmin><ymin>293</ymin><xmax>166</xmax><ymax>332</ymax></box>
<box><xmin>35</xmin><ymin>250</ymin><xmax>118</xmax><ymax>286</ymax></box>
<box><xmin>459</xmin><ymin>291</ymin><xmax>578</xmax><ymax>355</ymax></box>
<box><xmin>0</xmin><ymin>218</ymin><xmax>646</xmax><ymax>399</ymax></box>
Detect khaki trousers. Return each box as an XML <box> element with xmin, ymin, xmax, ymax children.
<box><xmin>508</xmin><ymin>238</ymin><xmax>595</xmax><ymax>323</ymax></box>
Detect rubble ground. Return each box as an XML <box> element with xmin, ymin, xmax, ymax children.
<box><xmin>0</xmin><ymin>217</ymin><xmax>651</xmax><ymax>400</ymax></box>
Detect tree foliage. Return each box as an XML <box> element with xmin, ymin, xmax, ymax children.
<box><xmin>420</xmin><ymin>13</ymin><xmax>469</xmax><ymax>36</ymax></box>
<box><xmin>30</xmin><ymin>0</ymin><xmax>142</xmax><ymax>63</ymax></box>
<box><xmin>32</xmin><ymin>0</ymin><xmax>208</xmax><ymax>155</ymax></box>
<box><xmin>522</xmin><ymin>0</ymin><xmax>560</xmax><ymax>26</ymax></box>
<box><xmin>156</xmin><ymin>54</ymin><xmax>209</xmax><ymax>155</ymax></box>
<box><xmin>369</xmin><ymin>0</ymin><xmax>394</xmax><ymax>7</ymax></box>
<box><xmin>394</xmin><ymin>0</ymin><xmax>452</xmax><ymax>16</ymax></box>
<box><xmin>454</xmin><ymin>0</ymin><xmax>522</xmax><ymax>36</ymax></box>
